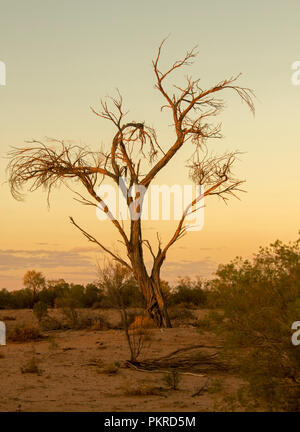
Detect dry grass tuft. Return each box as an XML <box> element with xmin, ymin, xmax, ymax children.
<box><xmin>87</xmin><ymin>358</ymin><xmax>120</xmax><ymax>375</ymax></box>
<box><xmin>122</xmin><ymin>382</ymin><xmax>165</xmax><ymax>397</ymax></box>
<box><xmin>21</xmin><ymin>357</ymin><xmax>42</xmax><ymax>375</ymax></box>
<box><xmin>99</xmin><ymin>363</ymin><xmax>119</xmax><ymax>375</ymax></box>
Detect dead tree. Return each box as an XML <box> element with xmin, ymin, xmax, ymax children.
<box><xmin>7</xmin><ymin>39</ymin><xmax>254</xmax><ymax>328</ymax></box>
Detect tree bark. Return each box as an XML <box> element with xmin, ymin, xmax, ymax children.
<box><xmin>129</xmin><ymin>219</ymin><xmax>172</xmax><ymax>328</ymax></box>
<box><xmin>142</xmin><ymin>276</ymin><xmax>172</xmax><ymax>328</ymax></box>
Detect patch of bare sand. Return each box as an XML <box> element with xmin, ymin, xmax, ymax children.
<box><xmin>0</xmin><ymin>308</ymin><xmax>244</xmax><ymax>412</ymax></box>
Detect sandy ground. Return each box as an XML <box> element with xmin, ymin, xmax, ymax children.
<box><xmin>0</xmin><ymin>308</ymin><xmax>244</xmax><ymax>412</ymax></box>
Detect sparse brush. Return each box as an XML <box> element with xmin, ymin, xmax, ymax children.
<box><xmin>124</xmin><ymin>312</ymin><xmax>153</xmax><ymax>362</ymax></box>
<box><xmin>208</xmin><ymin>378</ymin><xmax>223</xmax><ymax>394</ymax></box>
<box><xmin>39</xmin><ymin>315</ymin><xmax>63</xmax><ymax>331</ymax></box>
<box><xmin>62</xmin><ymin>306</ymin><xmax>79</xmax><ymax>328</ymax></box>
<box><xmin>8</xmin><ymin>323</ymin><xmax>43</xmax><ymax>343</ymax></box>
<box><xmin>168</xmin><ymin>306</ymin><xmax>195</xmax><ymax>322</ymax></box>
<box><xmin>48</xmin><ymin>336</ymin><xmax>59</xmax><ymax>351</ymax></box>
<box><xmin>162</xmin><ymin>370</ymin><xmax>181</xmax><ymax>390</ymax></box>
<box><xmin>98</xmin><ymin>263</ymin><xmax>154</xmax><ymax>362</ymax></box>
<box><xmin>21</xmin><ymin>357</ymin><xmax>42</xmax><ymax>375</ymax></box>
<box><xmin>33</xmin><ymin>301</ymin><xmax>48</xmax><ymax>322</ymax></box>
<box><xmin>56</xmin><ymin>306</ymin><xmax>110</xmax><ymax>331</ymax></box>
<box><xmin>196</xmin><ymin>311</ymin><xmax>223</xmax><ymax>333</ymax></box>
<box><xmin>169</xmin><ymin>278</ymin><xmax>208</xmax><ymax>307</ymax></box>
<box><xmin>122</xmin><ymin>382</ymin><xmax>164</xmax><ymax>397</ymax></box>
<box><xmin>209</xmin><ymin>237</ymin><xmax>300</xmax><ymax>411</ymax></box>
<box><xmin>71</xmin><ymin>313</ymin><xmax>110</xmax><ymax>330</ymax></box>
<box><xmin>88</xmin><ymin>358</ymin><xmax>119</xmax><ymax>375</ymax></box>
<box><xmin>89</xmin><ymin>316</ymin><xmax>110</xmax><ymax>331</ymax></box>
<box><xmin>55</xmin><ymin>297</ymin><xmax>80</xmax><ymax>328</ymax></box>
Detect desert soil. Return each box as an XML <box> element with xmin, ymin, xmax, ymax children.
<box><xmin>0</xmin><ymin>308</ymin><xmax>244</xmax><ymax>412</ymax></box>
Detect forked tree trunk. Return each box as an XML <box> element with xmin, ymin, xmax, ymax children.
<box><xmin>130</xmin><ymin>261</ymin><xmax>172</xmax><ymax>328</ymax></box>
<box><xmin>142</xmin><ymin>276</ymin><xmax>172</xmax><ymax>328</ymax></box>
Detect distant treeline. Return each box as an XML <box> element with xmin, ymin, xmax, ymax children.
<box><xmin>0</xmin><ymin>276</ymin><xmax>209</xmax><ymax>310</ymax></box>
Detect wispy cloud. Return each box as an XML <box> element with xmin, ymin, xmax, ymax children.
<box><xmin>35</xmin><ymin>242</ymin><xmax>60</xmax><ymax>246</ymax></box>
<box><xmin>0</xmin><ymin>248</ymin><xmax>219</xmax><ymax>290</ymax></box>
<box><xmin>161</xmin><ymin>258</ymin><xmax>219</xmax><ymax>281</ymax></box>
<box><xmin>0</xmin><ymin>248</ymin><xmax>101</xmax><ymax>271</ymax></box>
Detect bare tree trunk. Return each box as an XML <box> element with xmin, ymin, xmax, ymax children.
<box><xmin>142</xmin><ymin>276</ymin><xmax>172</xmax><ymax>328</ymax></box>
<box><xmin>129</xmin><ymin>219</ymin><xmax>172</xmax><ymax>328</ymax></box>
<box><xmin>130</xmin><ymin>261</ymin><xmax>172</xmax><ymax>328</ymax></box>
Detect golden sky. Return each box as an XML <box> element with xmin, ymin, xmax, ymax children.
<box><xmin>1</xmin><ymin>1</ymin><xmax>300</xmax><ymax>290</ymax></box>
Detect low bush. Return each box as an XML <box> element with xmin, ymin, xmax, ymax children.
<box><xmin>196</xmin><ymin>311</ymin><xmax>224</xmax><ymax>333</ymax></box>
<box><xmin>33</xmin><ymin>301</ymin><xmax>48</xmax><ymax>322</ymax></box>
<box><xmin>169</xmin><ymin>277</ymin><xmax>207</xmax><ymax>307</ymax></box>
<box><xmin>168</xmin><ymin>306</ymin><xmax>195</xmax><ymax>322</ymax></box>
<box><xmin>8</xmin><ymin>323</ymin><xmax>43</xmax><ymax>342</ymax></box>
<box><xmin>208</xmin><ymin>237</ymin><xmax>300</xmax><ymax>411</ymax></box>
<box><xmin>39</xmin><ymin>315</ymin><xmax>64</xmax><ymax>331</ymax></box>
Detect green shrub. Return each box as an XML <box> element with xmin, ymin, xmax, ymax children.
<box><xmin>209</xmin><ymin>237</ymin><xmax>300</xmax><ymax>411</ymax></box>
<box><xmin>170</xmin><ymin>277</ymin><xmax>207</xmax><ymax>307</ymax></box>
<box><xmin>168</xmin><ymin>306</ymin><xmax>195</xmax><ymax>322</ymax></box>
<box><xmin>196</xmin><ymin>311</ymin><xmax>223</xmax><ymax>333</ymax></box>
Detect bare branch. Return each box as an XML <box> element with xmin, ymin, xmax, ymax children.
<box><xmin>141</xmin><ymin>43</ymin><xmax>254</xmax><ymax>187</ymax></box>
<box><xmin>153</xmin><ymin>150</ymin><xmax>245</xmax><ymax>268</ymax></box>
<box><xmin>91</xmin><ymin>92</ymin><xmax>163</xmax><ymax>184</ymax></box>
<box><xmin>7</xmin><ymin>140</ymin><xmax>116</xmax><ymax>203</ymax></box>
<box><xmin>69</xmin><ymin>216</ymin><xmax>132</xmax><ymax>270</ymax></box>
<box><xmin>142</xmin><ymin>239</ymin><xmax>156</xmax><ymax>261</ymax></box>
<box><xmin>189</xmin><ymin>149</ymin><xmax>245</xmax><ymax>201</ymax></box>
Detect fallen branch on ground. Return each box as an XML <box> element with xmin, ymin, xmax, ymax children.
<box><xmin>124</xmin><ymin>344</ymin><xmax>228</xmax><ymax>374</ymax></box>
